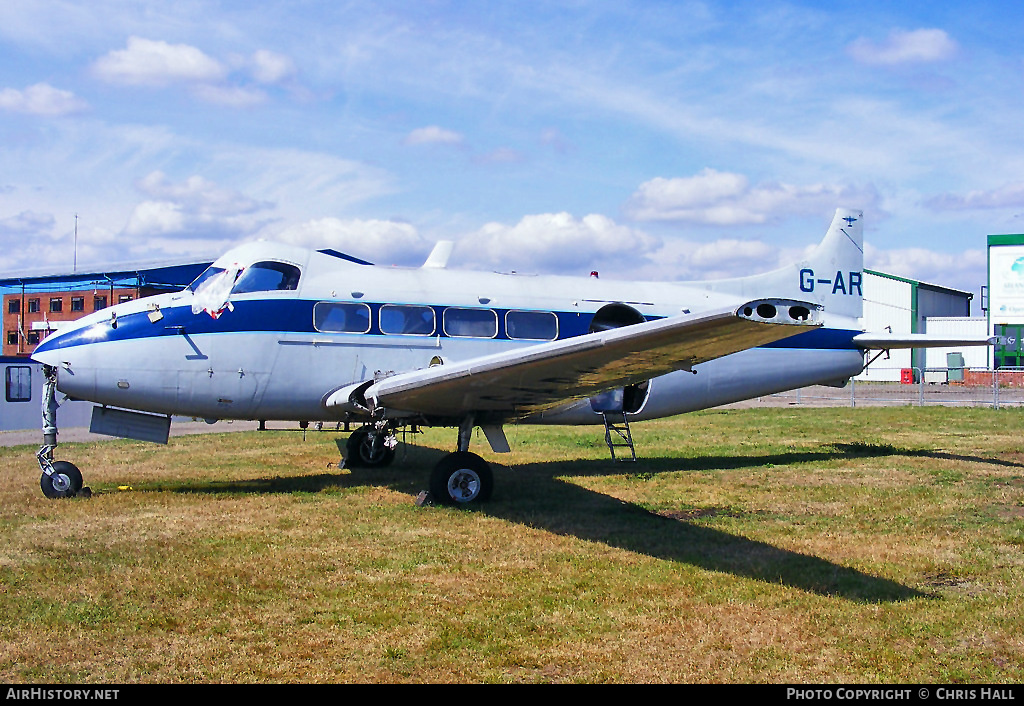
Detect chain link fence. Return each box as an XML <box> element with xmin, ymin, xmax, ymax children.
<box><xmin>743</xmin><ymin>366</ymin><xmax>1024</xmax><ymax>409</ymax></box>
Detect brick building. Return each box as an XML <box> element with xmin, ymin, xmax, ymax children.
<box><xmin>2</xmin><ymin>260</ymin><xmax>211</xmax><ymax>357</ymax></box>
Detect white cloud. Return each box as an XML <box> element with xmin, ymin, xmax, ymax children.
<box><xmin>248</xmin><ymin>49</ymin><xmax>296</xmax><ymax>84</ymax></box>
<box><xmin>866</xmin><ymin>243</ymin><xmax>987</xmax><ymax>293</ymax></box>
<box><xmin>459</xmin><ymin>212</ymin><xmax>660</xmax><ymax>273</ymax></box>
<box><xmin>91</xmin><ymin>38</ymin><xmax>301</xmax><ymax>108</ymax></box>
<box><xmin>847</xmin><ymin>29</ymin><xmax>958</xmax><ymax>66</ymax></box>
<box><xmin>274</xmin><ymin>217</ymin><xmax>430</xmax><ymax>265</ymax></box>
<box><xmin>123</xmin><ymin>200</ymin><xmax>186</xmax><ymax>237</ymax></box>
<box><xmin>404</xmin><ymin>125</ymin><xmax>464</xmax><ymax>146</ymax></box>
<box><xmin>687</xmin><ymin>238</ymin><xmax>779</xmax><ymax>273</ymax></box>
<box><xmin>625</xmin><ymin>169</ymin><xmax>877</xmax><ymax>225</ymax></box>
<box><xmin>92</xmin><ymin>36</ymin><xmax>226</xmax><ymax>86</ymax></box>
<box><xmin>191</xmin><ymin>83</ymin><xmax>268</xmax><ymax>108</ymax></box>
<box><xmin>123</xmin><ymin>171</ymin><xmax>273</xmax><ymax>240</ymax></box>
<box><xmin>137</xmin><ymin>171</ymin><xmax>269</xmax><ymax>214</ymax></box>
<box><xmin>0</xmin><ymin>83</ymin><xmax>87</xmax><ymax>116</ymax></box>
<box><xmin>0</xmin><ymin>210</ymin><xmax>56</xmax><ymax>236</ymax></box>
<box><xmin>927</xmin><ymin>183</ymin><xmax>1024</xmax><ymax>211</ymax></box>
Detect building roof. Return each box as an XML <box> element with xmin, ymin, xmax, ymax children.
<box><xmin>0</xmin><ymin>258</ymin><xmax>213</xmax><ymax>294</ymax></box>
<box><xmin>865</xmin><ymin>268</ymin><xmax>974</xmax><ymax>300</ymax></box>
<box><xmin>988</xmin><ymin>233</ymin><xmax>1024</xmax><ymax>247</ymax></box>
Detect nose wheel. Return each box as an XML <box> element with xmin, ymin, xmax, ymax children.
<box><xmin>39</xmin><ymin>459</ymin><xmax>84</xmax><ymax>499</ymax></box>
<box><xmin>36</xmin><ymin>364</ymin><xmax>88</xmax><ymax>499</ymax></box>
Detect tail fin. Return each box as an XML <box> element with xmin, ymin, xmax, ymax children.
<box><xmin>700</xmin><ymin>208</ymin><xmax>864</xmax><ymax>323</ymax></box>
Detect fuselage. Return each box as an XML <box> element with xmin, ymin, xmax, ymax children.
<box><xmin>31</xmin><ymin>240</ymin><xmax>867</xmax><ymax>427</ymax></box>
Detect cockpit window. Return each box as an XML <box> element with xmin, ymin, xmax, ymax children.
<box><xmin>230</xmin><ymin>261</ymin><xmax>301</xmax><ymax>294</ymax></box>
<box><xmin>187</xmin><ymin>266</ymin><xmax>227</xmax><ymax>293</ymax></box>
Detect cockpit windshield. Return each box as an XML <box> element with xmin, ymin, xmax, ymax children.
<box><xmin>188</xmin><ymin>260</ymin><xmax>301</xmax><ymax>319</ymax></box>
<box><xmin>231</xmin><ymin>261</ymin><xmax>301</xmax><ymax>294</ymax></box>
<box><xmin>187</xmin><ymin>266</ymin><xmax>228</xmax><ymax>293</ymax></box>
<box><xmin>187</xmin><ymin>261</ymin><xmax>301</xmax><ymax>295</ymax></box>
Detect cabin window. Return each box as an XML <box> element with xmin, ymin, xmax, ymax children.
<box><xmin>5</xmin><ymin>366</ymin><xmax>31</xmax><ymax>402</ymax></box>
<box><xmin>379</xmin><ymin>304</ymin><xmax>435</xmax><ymax>336</ymax></box>
<box><xmin>443</xmin><ymin>308</ymin><xmax>498</xmax><ymax>338</ymax></box>
<box><xmin>231</xmin><ymin>261</ymin><xmax>301</xmax><ymax>294</ymax></box>
<box><xmin>313</xmin><ymin>302</ymin><xmax>371</xmax><ymax>334</ymax></box>
<box><xmin>506</xmin><ymin>310</ymin><xmax>559</xmax><ymax>341</ymax></box>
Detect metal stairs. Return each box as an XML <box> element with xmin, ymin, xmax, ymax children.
<box><xmin>601</xmin><ymin>411</ymin><xmax>636</xmax><ymax>461</ymax></box>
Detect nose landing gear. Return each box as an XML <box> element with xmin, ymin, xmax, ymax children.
<box><xmin>36</xmin><ymin>365</ymin><xmax>88</xmax><ymax>499</ymax></box>
<box><xmin>38</xmin><ymin>456</ymin><xmax>84</xmax><ymax>499</ymax></box>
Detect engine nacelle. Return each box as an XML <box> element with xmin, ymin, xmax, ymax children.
<box><xmin>588</xmin><ymin>303</ymin><xmax>650</xmax><ymax>414</ymax></box>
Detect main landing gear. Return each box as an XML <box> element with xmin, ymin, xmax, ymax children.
<box><xmin>343</xmin><ymin>417</ymin><xmax>495</xmax><ymax>507</ymax></box>
<box><xmin>344</xmin><ymin>421</ymin><xmax>398</xmax><ymax>468</ymax></box>
<box><xmin>428</xmin><ymin>451</ymin><xmax>493</xmax><ymax>505</ymax></box>
<box><xmin>37</xmin><ymin>365</ymin><xmax>88</xmax><ymax>499</ymax></box>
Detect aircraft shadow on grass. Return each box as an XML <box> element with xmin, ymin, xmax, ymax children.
<box><xmin>151</xmin><ymin>438</ymin><xmax>1016</xmax><ymax>603</ymax></box>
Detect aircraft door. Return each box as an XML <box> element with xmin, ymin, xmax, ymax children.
<box><xmin>177</xmin><ymin>365</ymin><xmax>263</xmax><ymax>419</ymax></box>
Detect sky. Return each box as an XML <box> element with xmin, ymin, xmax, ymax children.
<box><xmin>2</xmin><ymin>1</ymin><xmax>1023</xmax><ymax>308</ymax></box>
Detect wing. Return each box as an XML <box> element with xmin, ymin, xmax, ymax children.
<box><xmin>325</xmin><ymin>298</ymin><xmax>821</xmax><ymax>421</ymax></box>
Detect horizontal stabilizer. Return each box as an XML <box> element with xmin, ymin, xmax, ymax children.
<box><xmin>853</xmin><ymin>333</ymin><xmax>995</xmax><ymax>350</ymax></box>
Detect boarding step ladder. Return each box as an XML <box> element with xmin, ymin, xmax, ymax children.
<box><xmin>602</xmin><ymin>411</ymin><xmax>636</xmax><ymax>462</ymax></box>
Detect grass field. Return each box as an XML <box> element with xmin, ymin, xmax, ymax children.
<box><xmin>1</xmin><ymin>406</ymin><xmax>1023</xmax><ymax>683</ymax></box>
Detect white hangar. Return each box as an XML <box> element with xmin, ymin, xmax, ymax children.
<box><xmin>858</xmin><ymin>269</ymin><xmax>986</xmax><ymax>383</ymax></box>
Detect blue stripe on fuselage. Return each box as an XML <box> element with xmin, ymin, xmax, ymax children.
<box><xmin>761</xmin><ymin>326</ymin><xmax>862</xmax><ymax>350</ymax></box>
<box><xmin>33</xmin><ymin>299</ymin><xmax>863</xmax><ymax>355</ymax></box>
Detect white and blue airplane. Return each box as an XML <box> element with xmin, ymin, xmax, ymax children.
<box><xmin>29</xmin><ymin>208</ymin><xmax>989</xmax><ymax>505</ymax></box>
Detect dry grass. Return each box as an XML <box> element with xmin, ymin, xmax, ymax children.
<box><xmin>1</xmin><ymin>407</ymin><xmax>1022</xmax><ymax>683</ymax></box>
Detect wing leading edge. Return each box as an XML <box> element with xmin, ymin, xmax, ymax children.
<box><xmin>325</xmin><ymin>298</ymin><xmax>822</xmax><ymax>421</ymax></box>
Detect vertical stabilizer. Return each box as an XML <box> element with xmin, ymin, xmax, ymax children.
<box><xmin>423</xmin><ymin>241</ymin><xmax>455</xmax><ymax>269</ymax></box>
<box><xmin>700</xmin><ymin>208</ymin><xmax>864</xmax><ymax>323</ymax></box>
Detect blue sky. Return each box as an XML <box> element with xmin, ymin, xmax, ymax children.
<box><xmin>1</xmin><ymin>1</ymin><xmax>1023</xmax><ymax>304</ymax></box>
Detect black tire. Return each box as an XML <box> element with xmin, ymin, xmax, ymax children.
<box><xmin>346</xmin><ymin>429</ymin><xmax>396</xmax><ymax>468</ymax></box>
<box><xmin>429</xmin><ymin>452</ymin><xmax>493</xmax><ymax>506</ymax></box>
<box><xmin>40</xmin><ymin>461</ymin><xmax>83</xmax><ymax>499</ymax></box>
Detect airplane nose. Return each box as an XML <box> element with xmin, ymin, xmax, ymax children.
<box><xmin>30</xmin><ymin>333</ymin><xmax>64</xmax><ymax>366</ymax></box>
<box><xmin>31</xmin><ymin>308</ymin><xmax>115</xmax><ymax>367</ymax></box>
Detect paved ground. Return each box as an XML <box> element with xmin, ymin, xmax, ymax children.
<box><xmin>0</xmin><ymin>419</ymin><xmax>301</xmax><ymax>448</ymax></box>
<box><xmin>3</xmin><ymin>383</ymin><xmax>1018</xmax><ymax>449</ymax></box>
<box><xmin>723</xmin><ymin>382</ymin><xmax>1024</xmax><ymax>409</ymax></box>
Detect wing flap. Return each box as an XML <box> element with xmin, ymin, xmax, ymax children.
<box><xmin>328</xmin><ymin>298</ymin><xmax>821</xmax><ymax>420</ymax></box>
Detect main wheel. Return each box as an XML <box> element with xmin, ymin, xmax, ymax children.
<box><xmin>345</xmin><ymin>428</ymin><xmax>396</xmax><ymax>468</ymax></box>
<box><xmin>40</xmin><ymin>461</ymin><xmax>83</xmax><ymax>499</ymax></box>
<box><xmin>429</xmin><ymin>452</ymin><xmax>493</xmax><ymax>506</ymax></box>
